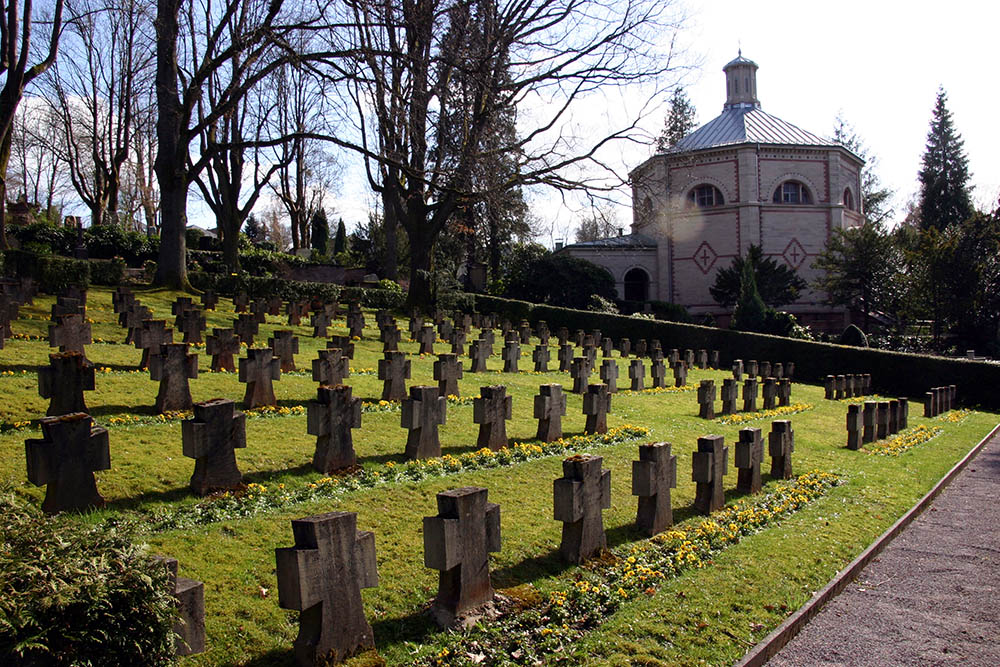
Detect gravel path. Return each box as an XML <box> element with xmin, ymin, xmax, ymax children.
<box><xmin>768</xmin><ymin>431</ymin><xmax>1000</xmax><ymax>666</ymax></box>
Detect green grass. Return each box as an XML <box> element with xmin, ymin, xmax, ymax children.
<box><xmin>1</xmin><ymin>286</ymin><xmax>996</xmax><ymax>666</ymax></box>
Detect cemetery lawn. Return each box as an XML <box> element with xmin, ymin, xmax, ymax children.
<box><xmin>1</xmin><ymin>286</ymin><xmax>996</xmax><ymax>666</ymax></box>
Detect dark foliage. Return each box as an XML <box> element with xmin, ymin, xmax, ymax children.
<box><xmin>710</xmin><ymin>245</ymin><xmax>806</xmax><ymax>308</ymax></box>
<box><xmin>503</xmin><ymin>254</ymin><xmax>616</xmax><ymax>310</ymax></box>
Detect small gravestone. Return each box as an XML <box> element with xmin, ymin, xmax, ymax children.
<box><xmin>469</xmin><ymin>338</ymin><xmax>491</xmax><ymax>373</ymax></box>
<box><xmin>620</xmin><ymin>338</ymin><xmax>631</xmax><ymax>358</ymax></box>
<box><xmin>327</xmin><ymin>334</ymin><xmax>355</xmax><ymax>360</ymax></box>
<box><xmin>672</xmin><ymin>361</ymin><xmax>687</xmax><ymax>387</ymax></box>
<box><xmin>534</xmin><ymin>384</ymin><xmax>567</xmax><ymax>442</ymax></box>
<box><xmin>556</xmin><ymin>327</ymin><xmax>569</xmax><ymax>346</ymax></box>
<box><xmin>601</xmin><ymin>338</ymin><xmax>614</xmax><ymax>358</ymax></box>
<box><xmin>732</xmin><ymin>359</ymin><xmax>744</xmax><ymax>381</ymax></box>
<box><xmin>650</xmin><ymin>358</ymin><xmax>667</xmax><ymax>388</ymax></box>
<box><xmin>308</xmin><ymin>384</ymin><xmax>362</xmax><ymax>472</ymax></box>
<box><xmin>311</xmin><ymin>311</ymin><xmax>332</xmax><ymax>338</ymax></box>
<box><xmin>504</xmin><ymin>330</ymin><xmax>519</xmax><ymax>345</ymax></box>
<box><xmin>449</xmin><ymin>329</ymin><xmax>467</xmax><ymax>355</ymax></box>
<box><xmin>122</xmin><ymin>304</ymin><xmax>151</xmax><ymax>344</ymax></box>
<box><xmin>591</xmin><ymin>329</ymin><xmax>602</xmax><ymax>346</ymax></box>
<box><xmin>785</xmin><ymin>362</ymin><xmax>796</xmax><ymax>380</ymax></box>
<box><xmin>25</xmin><ymin>413</ymin><xmax>110</xmax><ymax>514</ymax></box>
<box><xmin>569</xmin><ymin>357</ymin><xmax>590</xmax><ymax>394</ymax></box>
<box><xmin>401</xmin><ymin>386</ymin><xmax>447</xmax><ymax>460</ymax></box>
<box><xmin>573</xmin><ymin>329</ymin><xmax>585</xmax><ymax>347</ymax></box>
<box><xmin>768</xmin><ymin>420</ymin><xmax>794</xmax><ymax>479</ymax></box>
<box><xmin>347</xmin><ymin>311</ymin><xmax>365</xmax><ymax>339</ymax></box>
<box><xmin>171</xmin><ymin>297</ymin><xmax>194</xmax><ymax>316</ymax></box>
<box><xmin>201</xmin><ymin>290</ymin><xmax>218</xmax><ymax>311</ymax></box>
<box><xmin>474</xmin><ymin>386</ymin><xmax>512</xmax><ymax>451</ymax></box>
<box><xmin>553</xmin><ymin>454</ymin><xmax>611</xmax><ymax>563</ymax></box>
<box><xmin>206</xmin><ymin>328</ymin><xmax>240</xmax><ymax>372</ymax></box>
<box><xmin>378</xmin><ymin>351</ymin><xmax>411</xmax><ymax>401</ymax></box>
<box><xmin>582</xmin><ymin>383</ymin><xmax>611</xmax><ymax>434</ymax></box>
<box><xmin>635</xmin><ymin>339</ymin><xmax>648</xmax><ymax>357</ymax></box>
<box><xmin>153</xmin><ymin>555</ymin><xmax>206</xmax><ymax>656</ymax></box>
<box><xmin>182</xmin><ymin>398</ymin><xmax>246</xmax><ymax>494</ymax></box>
<box><xmin>313</xmin><ymin>348</ymin><xmax>350</xmax><ymax>386</ymax></box>
<box><xmin>135</xmin><ymin>319</ymin><xmax>172</xmax><ymax>370</ymax></box>
<box><xmin>898</xmin><ymin>398</ymin><xmax>909</xmax><ymax>429</ymax></box>
<box><xmin>275</xmin><ymin>512</ymin><xmax>378</xmax><ymax>666</ymax></box>
<box><xmin>112</xmin><ymin>287</ymin><xmax>135</xmax><ymax>314</ymax></box>
<box><xmin>696</xmin><ymin>349</ymin><xmax>708</xmax><ymax>369</ymax></box>
<box><xmin>888</xmin><ymin>399</ymin><xmax>900</xmax><ymax>435</ymax></box>
<box><xmin>773</xmin><ymin>362</ymin><xmax>784</xmax><ymax>379</ymax></box>
<box><xmin>778</xmin><ymin>378</ymin><xmax>792</xmax><ymax>407</ymax></box>
<box><xmin>762</xmin><ymin>378</ymin><xmax>778</xmax><ymax>410</ymax></box>
<box><xmin>150</xmin><ymin>343</ymin><xmax>198</xmax><ymax>413</ymax></box>
<box><xmin>876</xmin><ymin>401</ymin><xmax>890</xmax><ymax>439</ymax></box>
<box><xmin>502</xmin><ymin>340</ymin><xmax>520</xmax><ymax>373</ymax></box>
<box><xmin>51</xmin><ymin>296</ymin><xmax>84</xmax><ymax>320</ymax></box>
<box><xmin>709</xmin><ymin>350</ymin><xmax>720</xmax><ymax>369</ymax></box>
<box><xmin>746</xmin><ymin>360</ymin><xmax>758</xmax><ymax>377</ymax></box>
<box><xmin>599</xmin><ymin>359</ymin><xmax>619</xmax><ymax>393</ymax></box>
<box><xmin>266</xmin><ymin>295</ymin><xmax>283</xmax><ymax>316</ymax></box>
<box><xmin>824</xmin><ymin>375</ymin><xmax>836</xmax><ymax>400</ymax></box>
<box><xmin>532</xmin><ymin>344</ymin><xmax>550</xmax><ymax>372</ymax></box>
<box><xmin>175</xmin><ymin>308</ymin><xmax>206</xmax><ymax>344</ymax></box>
<box><xmin>518</xmin><ymin>320</ymin><xmax>532</xmax><ymax>344</ymax></box>
<box><xmin>268</xmin><ymin>330</ymin><xmax>300</xmax><ymax>372</ymax></box>
<box><xmin>720</xmin><ymin>378</ymin><xmax>738</xmax><ymax>415</ymax></box>
<box><xmin>322</xmin><ymin>301</ymin><xmax>340</xmax><ymax>319</ymax></box>
<box><xmin>287</xmin><ymin>301</ymin><xmax>308</xmax><ymax>326</ymax></box>
<box><xmin>49</xmin><ymin>314</ymin><xmax>92</xmax><ymax>362</ymax></box>
<box><xmin>233</xmin><ymin>293</ymin><xmax>249</xmax><ymax>312</ymax></box>
<box><xmin>39</xmin><ymin>352</ymin><xmax>95</xmax><ymax>417</ymax></box>
<box><xmin>629</xmin><ymin>359</ymin><xmax>645</xmax><ymax>391</ymax></box>
<box><xmin>409</xmin><ymin>315</ymin><xmax>424</xmax><ymax>339</ymax></box>
<box><xmin>479</xmin><ymin>329</ymin><xmax>495</xmax><ymax>349</ymax></box>
<box><xmin>844</xmin><ymin>374</ymin><xmax>855</xmax><ymax>398</ymax></box>
<box><xmin>835</xmin><ymin>374</ymin><xmax>846</xmax><ymax>400</ymax></box>
<box><xmin>862</xmin><ymin>401</ymin><xmax>877</xmax><ymax>443</ymax></box>
<box><xmin>375</xmin><ymin>309</ymin><xmax>392</xmax><ymax>329</ymax></box>
<box><xmin>697</xmin><ymin>380</ymin><xmax>716</xmax><ymax>419</ymax></box>
<box><xmin>251</xmin><ymin>300</ymin><xmax>267</xmax><ymax>324</ymax></box>
<box><xmin>735</xmin><ymin>427</ymin><xmax>763</xmax><ymax>494</ymax></box>
<box><xmin>431</xmin><ymin>353</ymin><xmax>462</xmax><ymax>397</ymax></box>
<box><xmin>632</xmin><ymin>442</ymin><xmax>676</xmax><ymax>536</ymax></box>
<box><xmin>846</xmin><ymin>404</ymin><xmax>861</xmax><ymax>450</ymax></box>
<box><xmin>557</xmin><ymin>343</ymin><xmax>574</xmax><ymax>372</ymax></box>
<box><xmin>424</xmin><ymin>487</ymin><xmax>501</xmax><ymax>626</ymax></box>
<box><xmin>582</xmin><ymin>343</ymin><xmax>597</xmax><ymax>367</ymax></box>
<box><xmin>924</xmin><ymin>391</ymin><xmax>934</xmax><ymax>418</ymax></box>
<box><xmin>537</xmin><ymin>322</ymin><xmax>550</xmax><ymax>346</ymax></box>
<box><xmin>239</xmin><ymin>348</ymin><xmax>281</xmax><ymax>409</ymax></box>
<box><xmin>418</xmin><ymin>323</ymin><xmax>436</xmax><ymax>355</ymax></box>
<box><xmin>758</xmin><ymin>360</ymin><xmax>771</xmax><ymax>378</ymax></box>
<box><xmin>437</xmin><ymin>319</ymin><xmax>453</xmax><ymax>342</ymax></box>
<box><xmin>692</xmin><ymin>434</ymin><xmax>728</xmax><ymax>515</ymax></box>
<box><xmin>743</xmin><ymin>378</ymin><xmax>758</xmax><ymax>412</ymax></box>
<box><xmin>234</xmin><ymin>313</ymin><xmax>259</xmax><ymax>346</ymax></box>
<box><xmin>668</xmin><ymin>349</ymin><xmax>679</xmax><ymax>367</ymax></box>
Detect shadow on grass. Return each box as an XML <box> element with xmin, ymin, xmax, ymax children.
<box><xmin>0</xmin><ymin>363</ymin><xmax>45</xmax><ymax>374</ymax></box>
<box><xmin>223</xmin><ymin>647</ymin><xmax>297</xmax><ymax>667</ymax></box>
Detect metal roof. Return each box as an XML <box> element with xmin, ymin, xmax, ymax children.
<box><xmin>562</xmin><ymin>232</ymin><xmax>657</xmax><ymax>250</ymax></box>
<box><xmin>724</xmin><ymin>53</ymin><xmax>757</xmax><ymax>69</ymax></box>
<box><xmin>670</xmin><ymin>106</ymin><xmax>835</xmax><ymax>153</ymax></box>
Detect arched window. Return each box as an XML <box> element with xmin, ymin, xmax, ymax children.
<box><xmin>686</xmin><ymin>184</ymin><xmax>724</xmax><ymax>208</ymax></box>
<box><xmin>843</xmin><ymin>188</ymin><xmax>855</xmax><ymax>211</ymax></box>
<box><xmin>772</xmin><ymin>181</ymin><xmax>813</xmax><ymax>204</ymax></box>
<box><xmin>623</xmin><ymin>268</ymin><xmax>649</xmax><ymax>302</ymax></box>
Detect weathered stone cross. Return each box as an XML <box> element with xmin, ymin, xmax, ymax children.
<box><xmin>569</xmin><ymin>357</ymin><xmax>591</xmax><ymax>394</ymax></box>
<box><xmin>468</xmin><ymin>338</ymin><xmax>491</xmax><ymax>373</ymax></box>
<box><xmin>557</xmin><ymin>343</ymin><xmax>574</xmax><ymax>372</ymax></box>
<box><xmin>25</xmin><ymin>412</ymin><xmax>110</xmax><ymax>513</ymax></box>
<box><xmin>239</xmin><ymin>348</ymin><xmax>281</xmax><ymax>408</ymax></box>
<box><xmin>735</xmin><ymin>427</ymin><xmax>763</xmax><ymax>493</ymax></box>
<box><xmin>632</xmin><ymin>442</ymin><xmax>677</xmax><ymax>536</ymax></box>
<box><xmin>39</xmin><ymin>351</ymin><xmax>95</xmax><ymax>416</ymax></box>
<box><xmin>583</xmin><ymin>383</ymin><xmax>612</xmax><ymax>434</ymax></box>
<box><xmin>768</xmin><ymin>420</ymin><xmax>794</xmax><ymax>479</ymax></box>
<box><xmin>650</xmin><ymin>357</ymin><xmax>667</xmax><ymax>388</ymax></box>
<box><xmin>418</xmin><ymin>323</ymin><xmax>437</xmax><ymax>355</ymax></box>
<box><xmin>311</xmin><ymin>310</ymin><xmax>332</xmax><ymax>338</ymax></box>
<box><xmin>149</xmin><ymin>343</ymin><xmax>199</xmax><ymax>413</ymax></box>
<box><xmin>698</xmin><ymin>380</ymin><xmax>716</xmax><ymax>419</ymax></box>
<box><xmin>720</xmin><ymin>378</ymin><xmax>739</xmax><ymax>415</ymax></box>
<box><xmin>234</xmin><ymin>313</ymin><xmax>259</xmax><ymax>346</ymax></box>
<box><xmin>134</xmin><ymin>319</ymin><xmax>173</xmax><ymax>370</ymax></box>
<box><xmin>328</xmin><ymin>334</ymin><xmax>355</xmax><ymax>359</ymax></box>
<box><xmin>743</xmin><ymin>378</ymin><xmax>758</xmax><ymax>412</ymax></box>
<box><xmin>433</xmin><ymin>353</ymin><xmax>463</xmax><ymax>397</ymax></box>
<box><xmin>534</xmin><ymin>384</ymin><xmax>566</xmax><ymax>442</ymax></box>
<box><xmin>473</xmin><ymin>385</ymin><xmax>512</xmax><ymax>450</ymax></box>
<box><xmin>501</xmin><ymin>340</ymin><xmax>520</xmax><ymax>373</ymax></box>
<box><xmin>313</xmin><ymin>348</ymin><xmax>350</xmax><ymax>386</ymax></box>
<box><xmin>692</xmin><ymin>434</ymin><xmax>728</xmax><ymax>515</ymax></box>
<box><xmin>378</xmin><ymin>350</ymin><xmax>411</xmax><ymax>401</ymax></box>
<box><xmin>308</xmin><ymin>384</ymin><xmax>362</xmax><ymax>472</ymax></box>
<box><xmin>532</xmin><ymin>344</ymin><xmax>550</xmax><ymax>372</ymax></box>
<box><xmin>846</xmin><ymin>404</ymin><xmax>861</xmax><ymax>450</ymax></box>
<box><xmin>286</xmin><ymin>300</ymin><xmax>308</xmax><ymax>326</ymax></box>
<box><xmin>672</xmin><ymin>361</ymin><xmax>687</xmax><ymax>387</ymax></box>
<box><xmin>599</xmin><ymin>359</ymin><xmax>619</xmax><ymax>393</ymax></box>
<box><xmin>121</xmin><ymin>304</ymin><xmax>151</xmax><ymax>344</ymax></box>
<box><xmin>181</xmin><ymin>398</ymin><xmax>247</xmax><ymax>494</ymax></box>
<box><xmin>380</xmin><ymin>324</ymin><xmax>402</xmax><ymax>352</ymax></box>
<box><xmin>762</xmin><ymin>378</ymin><xmax>778</xmax><ymax>410</ymax></box>
<box><xmin>201</xmin><ymin>290</ymin><xmax>218</xmax><ymax>310</ymax></box>
<box><xmin>206</xmin><ymin>328</ymin><xmax>240</xmax><ymax>372</ymax></box>
<box><xmin>269</xmin><ymin>330</ymin><xmax>300</xmax><ymax>372</ymax></box>
<box><xmin>862</xmin><ymin>401</ymin><xmax>876</xmax><ymax>443</ymax></box>
<box><xmin>152</xmin><ymin>555</ymin><xmax>206</xmax><ymax>656</ymax></box>
<box><xmin>175</xmin><ymin>308</ymin><xmax>206</xmax><ymax>344</ymax></box>
<box><xmin>554</xmin><ymin>454</ymin><xmax>611</xmax><ymax>563</ymax></box>
<box><xmin>49</xmin><ymin>314</ymin><xmax>92</xmax><ymax>362</ymax></box>
<box><xmin>401</xmin><ymin>385</ymin><xmax>447</xmax><ymax>460</ymax></box>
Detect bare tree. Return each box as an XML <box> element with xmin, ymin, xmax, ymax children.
<box><xmin>9</xmin><ymin>101</ymin><xmax>72</xmax><ymax>218</ymax></box>
<box><xmin>0</xmin><ymin>0</ymin><xmax>66</xmax><ymax>247</ymax></box>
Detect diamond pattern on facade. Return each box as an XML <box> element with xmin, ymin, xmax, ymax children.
<box><xmin>692</xmin><ymin>241</ymin><xmax>718</xmax><ymax>274</ymax></box>
<box><xmin>782</xmin><ymin>238</ymin><xmax>806</xmax><ymax>270</ymax></box>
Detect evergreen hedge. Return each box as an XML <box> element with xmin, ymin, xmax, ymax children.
<box><xmin>188</xmin><ymin>272</ymin><xmax>406</xmax><ymax>310</ymax></box>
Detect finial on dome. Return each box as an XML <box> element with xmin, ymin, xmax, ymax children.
<box><xmin>723</xmin><ymin>52</ymin><xmax>759</xmax><ymax>109</ymax></box>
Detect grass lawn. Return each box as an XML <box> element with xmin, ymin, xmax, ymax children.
<box><xmin>1</xmin><ymin>286</ymin><xmax>995</xmax><ymax>666</ymax></box>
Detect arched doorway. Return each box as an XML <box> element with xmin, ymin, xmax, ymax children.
<box><xmin>623</xmin><ymin>267</ymin><xmax>649</xmax><ymax>302</ymax></box>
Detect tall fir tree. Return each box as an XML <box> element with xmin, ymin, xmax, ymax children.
<box><xmin>333</xmin><ymin>218</ymin><xmax>347</xmax><ymax>255</ymax></box>
<box><xmin>310</xmin><ymin>208</ymin><xmax>330</xmax><ymax>255</ymax></box>
<box><xmin>918</xmin><ymin>88</ymin><xmax>972</xmax><ymax>231</ymax></box>
<box><xmin>656</xmin><ymin>86</ymin><xmax>697</xmax><ymax>152</ymax></box>
<box><xmin>243</xmin><ymin>214</ymin><xmax>267</xmax><ymax>245</ymax></box>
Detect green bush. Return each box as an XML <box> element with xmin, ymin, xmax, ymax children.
<box><xmin>3</xmin><ymin>251</ymin><xmax>90</xmax><ymax>293</ymax></box>
<box><xmin>90</xmin><ymin>258</ymin><xmax>126</xmax><ymax>286</ymax></box>
<box><xmin>188</xmin><ymin>272</ymin><xmax>406</xmax><ymax>310</ymax></box>
<box><xmin>0</xmin><ymin>491</ymin><xmax>177</xmax><ymax>665</ymax></box>
<box><xmin>9</xmin><ymin>223</ymin><xmax>76</xmax><ymax>255</ymax></box>
<box><xmin>839</xmin><ymin>324</ymin><xmax>869</xmax><ymax>347</ymax></box>
<box><xmin>503</xmin><ymin>254</ymin><xmax>616</xmax><ymax>310</ymax></box>
<box><xmin>84</xmin><ymin>226</ymin><xmax>157</xmax><ymax>265</ymax></box>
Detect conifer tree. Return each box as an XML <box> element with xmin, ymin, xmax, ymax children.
<box><xmin>310</xmin><ymin>209</ymin><xmax>330</xmax><ymax>255</ymax></box>
<box><xmin>333</xmin><ymin>218</ymin><xmax>347</xmax><ymax>255</ymax></box>
<box><xmin>918</xmin><ymin>88</ymin><xmax>972</xmax><ymax>231</ymax></box>
<box><xmin>833</xmin><ymin>114</ymin><xmax>894</xmax><ymax>225</ymax></box>
<box><xmin>243</xmin><ymin>214</ymin><xmax>266</xmax><ymax>245</ymax></box>
<box><xmin>656</xmin><ymin>87</ymin><xmax>697</xmax><ymax>152</ymax></box>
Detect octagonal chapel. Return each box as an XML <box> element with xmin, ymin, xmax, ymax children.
<box><xmin>562</xmin><ymin>54</ymin><xmax>864</xmax><ymax>332</ymax></box>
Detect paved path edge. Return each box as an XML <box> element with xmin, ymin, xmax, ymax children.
<box><xmin>732</xmin><ymin>420</ymin><xmax>1000</xmax><ymax>667</ymax></box>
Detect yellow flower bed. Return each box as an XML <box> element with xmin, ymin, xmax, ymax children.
<box><xmin>865</xmin><ymin>424</ymin><xmax>942</xmax><ymax>456</ymax></box>
<box><xmin>716</xmin><ymin>402</ymin><xmax>813</xmax><ymax>425</ymax></box>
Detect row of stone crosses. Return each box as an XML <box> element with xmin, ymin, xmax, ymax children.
<box><xmin>138</xmin><ymin>420</ymin><xmax>798</xmax><ymax>664</ymax></box>
<box><xmin>842</xmin><ymin>384</ymin><xmax>957</xmax><ymax>449</ymax></box>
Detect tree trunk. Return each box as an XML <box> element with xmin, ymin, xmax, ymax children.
<box><xmin>155</xmin><ymin>178</ymin><xmax>190</xmax><ymax>289</ymax></box>
<box><xmin>407</xmin><ymin>230</ymin><xmax>433</xmax><ymax>312</ymax></box>
<box><xmin>382</xmin><ymin>187</ymin><xmax>398</xmax><ymax>280</ymax></box>
<box><xmin>0</xmin><ymin>130</ymin><xmax>12</xmax><ymax>249</ymax></box>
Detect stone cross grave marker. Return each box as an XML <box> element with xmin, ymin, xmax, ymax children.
<box><xmin>682</xmin><ymin>348</ymin><xmax>693</xmax><ymax>368</ymax></box>
<box><xmin>570</xmin><ymin>357</ymin><xmax>590</xmax><ymax>393</ymax></box>
<box><xmin>762</xmin><ymin>378</ymin><xmax>778</xmax><ymax>410</ymax></box>
<box><xmin>557</xmin><ymin>343</ymin><xmax>574</xmax><ymax>372</ymax></box>
<box><xmin>537</xmin><ymin>321</ymin><xmax>550</xmax><ymax>346</ymax></box>
<box><xmin>668</xmin><ymin>349</ymin><xmax>679</xmax><ymax>367</ymax></box>
<box><xmin>635</xmin><ymin>339</ymin><xmax>648</xmax><ymax>357</ymax></box>
<box><xmin>437</xmin><ymin>318</ymin><xmax>453</xmax><ymax>342</ymax></box>
<box><xmin>768</xmin><ymin>420</ymin><xmax>794</xmax><ymax>479</ymax></box>
<box><xmin>172</xmin><ymin>297</ymin><xmax>194</xmax><ymax>316</ymax></box>
<box><xmin>735</xmin><ymin>427</ymin><xmax>763</xmax><ymax>494</ymax></box>
<box><xmin>824</xmin><ymin>375</ymin><xmax>836</xmax><ymax>400</ymax></box>
<box><xmin>251</xmin><ymin>299</ymin><xmax>267</xmax><ymax>324</ymax></box>
<box><xmin>632</xmin><ymin>442</ymin><xmax>676</xmax><ymax>536</ymax></box>
<box><xmin>206</xmin><ymin>328</ymin><xmax>240</xmax><ymax>372</ymax></box>
<box><xmin>308</xmin><ymin>384</ymin><xmax>362</xmax><ymax>472</ymax></box>
<box><xmin>0</xmin><ymin>294</ymin><xmax>16</xmax><ymax>343</ymax></box>
<box><xmin>423</xmin><ymin>487</ymin><xmax>501</xmax><ymax>625</ymax></box>
<box><xmin>433</xmin><ymin>353</ymin><xmax>463</xmax><ymax>397</ymax></box>
<box><xmin>844</xmin><ymin>374</ymin><xmax>855</xmax><ymax>398</ymax></box>
<box><xmin>269</xmin><ymin>330</ymin><xmax>300</xmax><ymax>372</ymax></box>
<box><xmin>503</xmin><ymin>329</ymin><xmax>519</xmax><ymax>345</ymax></box>
<box><xmin>175</xmin><ymin>308</ymin><xmax>206</xmax><ymax>344</ymax></box>
<box><xmin>449</xmin><ymin>329</ymin><xmax>467</xmax><ymax>355</ymax></box>
<box><xmin>720</xmin><ymin>378</ymin><xmax>738</xmax><ymax>415</ymax></box>
<box><xmin>650</xmin><ymin>357</ymin><xmax>667</xmax><ymax>388</ymax></box>
<box><xmin>51</xmin><ymin>296</ymin><xmax>84</xmax><ymax>320</ymax></box>
<box><xmin>709</xmin><ymin>350</ymin><xmax>720</xmax><ymax>369</ymax></box>
<box><xmin>774</xmin><ymin>362</ymin><xmax>784</xmax><ymax>379</ymax></box>
<box><xmin>25</xmin><ymin>412</ymin><xmax>110</xmax><ymax>513</ymax></box>
<box><xmin>328</xmin><ymin>334</ymin><xmax>355</xmax><ymax>359</ymax></box>
<box><xmin>696</xmin><ymin>349</ymin><xmax>708</xmax><ymax>369</ymax></box>
<box><xmin>311</xmin><ymin>310</ymin><xmax>332</xmax><ymax>338</ymax></box>
<box><xmin>591</xmin><ymin>329</ymin><xmax>602</xmax><ymax>346</ymax></box>
<box><xmin>601</xmin><ymin>338</ymin><xmax>614</xmax><ymax>357</ymax></box>
<box><xmin>49</xmin><ymin>314</ymin><xmax>92</xmax><ymax>362</ymax></box>
<box><xmin>759</xmin><ymin>361</ymin><xmax>771</xmax><ymax>378</ymax></box>
<box><xmin>401</xmin><ymin>386</ymin><xmax>447</xmax><ymax>460</ymax></box>
<box><xmin>692</xmin><ymin>434</ymin><xmax>728</xmax><ymax>515</ymax></box>
<box><xmin>698</xmin><ymin>380</ymin><xmax>716</xmax><ymax>419</ymax></box>
<box><xmin>898</xmin><ymin>398</ymin><xmax>909</xmax><ymax>429</ymax></box>
<box><xmin>778</xmin><ymin>378</ymin><xmax>792</xmax><ymax>407</ymax></box>
<box><xmin>835</xmin><ymin>374</ymin><xmax>846</xmax><ymax>400</ymax></box>
<box><xmin>554</xmin><ymin>454</ymin><xmax>611</xmax><ymax>563</ymax></box>
<box><xmin>532</xmin><ymin>344</ymin><xmax>550</xmax><ymax>372</ymax></box>
<box><xmin>150</xmin><ymin>343</ymin><xmax>198</xmax><ymax>413</ymax></box>
<box><xmin>287</xmin><ymin>301</ymin><xmax>308</xmax><ymax>326</ymax></box>
<box><xmin>378</xmin><ymin>350</ymin><xmax>410</xmax><ymax>401</ymax></box>
<box><xmin>924</xmin><ymin>391</ymin><xmax>935</xmax><ymax>417</ymax></box>
<box><xmin>743</xmin><ymin>378</ymin><xmax>758</xmax><ymax>412</ymax></box>
<box><xmin>599</xmin><ymin>359</ymin><xmax>619</xmax><ymax>393</ymax></box>
<box><xmin>534</xmin><ymin>384</ymin><xmax>566</xmax><ymax>442</ymax></box>
<box><xmin>201</xmin><ymin>290</ymin><xmax>218</xmax><ymax>311</ymax></box>
<box><xmin>380</xmin><ymin>324</ymin><xmax>402</xmax><ymax>352</ymax></box>
<box><xmin>573</xmin><ymin>329</ymin><xmax>585</xmax><ymax>347</ymax></box>
<box><xmin>239</xmin><ymin>348</ymin><xmax>281</xmax><ymax>409</ymax></box>
<box><xmin>786</xmin><ymin>362</ymin><xmax>796</xmax><ymax>380</ymax></box>
<box><xmin>556</xmin><ymin>327</ymin><xmax>569</xmax><ymax>346</ymax></box>
<box><xmin>846</xmin><ymin>404</ymin><xmax>861</xmax><ymax>450</ymax></box>
<box><xmin>582</xmin><ymin>342</ymin><xmax>597</xmax><ymax>367</ymax></box>
<box><xmin>182</xmin><ymin>398</ymin><xmax>246</xmax><ymax>494</ymax></box>
<box><xmin>418</xmin><ymin>323</ymin><xmax>436</xmax><ymax>355</ymax></box>
<box><xmin>620</xmin><ymin>337</ymin><xmax>631</xmax><ymax>358</ymax></box>
<box><xmin>469</xmin><ymin>338</ymin><xmax>491</xmax><ymax>373</ymax></box>
<box><xmin>233</xmin><ymin>293</ymin><xmax>249</xmax><ymax>312</ymax></box>
<box><xmin>862</xmin><ymin>401</ymin><xmax>876</xmax><ymax>443</ymax></box>
<box><xmin>135</xmin><ymin>319</ymin><xmax>172</xmax><ymax>369</ymax></box>
<box><xmin>732</xmin><ymin>359</ymin><xmax>744</xmax><ymax>381</ymax></box>
<box><xmin>876</xmin><ymin>401</ymin><xmax>890</xmax><ymax>439</ymax></box>
<box><xmin>322</xmin><ymin>301</ymin><xmax>340</xmax><ymax>319</ymax></box>
<box><xmin>112</xmin><ymin>287</ymin><xmax>134</xmax><ymax>314</ymax></box>
<box><xmin>313</xmin><ymin>348</ymin><xmax>349</xmax><ymax>386</ymax></box>
<box><xmin>375</xmin><ymin>309</ymin><xmax>392</xmax><ymax>329</ymax></box>
<box><xmin>672</xmin><ymin>361</ymin><xmax>687</xmax><ymax>387</ymax></box>
<box><xmin>121</xmin><ymin>304</ymin><xmax>151</xmax><ymax>344</ymax></box>
<box><xmin>234</xmin><ymin>313</ymin><xmax>259</xmax><ymax>346</ymax></box>
<box><xmin>266</xmin><ymin>295</ymin><xmax>283</xmax><ymax>316</ymax></box>
<box><xmin>746</xmin><ymin>360</ymin><xmax>758</xmax><ymax>377</ymax></box>
<box><xmin>39</xmin><ymin>351</ymin><xmax>95</xmax><ymax>417</ymax></box>
<box><xmin>502</xmin><ymin>340</ymin><xmax>520</xmax><ymax>373</ymax></box>
<box><xmin>629</xmin><ymin>359</ymin><xmax>645</xmax><ymax>391</ymax></box>
<box><xmin>409</xmin><ymin>315</ymin><xmax>424</xmax><ymax>340</ymax></box>
<box><xmin>518</xmin><ymin>320</ymin><xmax>532</xmax><ymax>344</ymax></box>
<box><xmin>152</xmin><ymin>556</ymin><xmax>206</xmax><ymax>656</ymax></box>
<box><xmin>582</xmin><ymin>383</ymin><xmax>611</xmax><ymax>434</ymax></box>
<box><xmin>474</xmin><ymin>386</ymin><xmax>512</xmax><ymax>450</ymax></box>
<box><xmin>888</xmin><ymin>399</ymin><xmax>899</xmax><ymax>435</ymax></box>
<box><xmin>347</xmin><ymin>311</ymin><xmax>365</xmax><ymax>339</ymax></box>
<box><xmin>479</xmin><ymin>328</ymin><xmax>495</xmax><ymax>349</ymax></box>
<box><xmin>275</xmin><ymin>511</ymin><xmax>378</xmax><ymax>666</ymax></box>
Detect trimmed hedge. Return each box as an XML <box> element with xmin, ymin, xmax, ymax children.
<box><xmin>0</xmin><ymin>491</ymin><xmax>177</xmax><ymax>665</ymax></box>
<box><xmin>473</xmin><ymin>294</ymin><xmax>1000</xmax><ymax>411</ymax></box>
<box><xmin>3</xmin><ymin>250</ymin><xmax>90</xmax><ymax>293</ymax></box>
<box><xmin>188</xmin><ymin>272</ymin><xmax>406</xmax><ymax>310</ymax></box>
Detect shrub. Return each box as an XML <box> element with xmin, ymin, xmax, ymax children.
<box><xmin>8</xmin><ymin>223</ymin><xmax>76</xmax><ymax>255</ymax></box>
<box><xmin>84</xmin><ymin>226</ymin><xmax>157</xmax><ymax>265</ymax></box>
<box><xmin>839</xmin><ymin>324</ymin><xmax>869</xmax><ymax>347</ymax></box>
<box><xmin>188</xmin><ymin>273</ymin><xmax>407</xmax><ymax>310</ymax></box>
<box><xmin>504</xmin><ymin>254</ymin><xmax>616</xmax><ymax>310</ymax></box>
<box><xmin>3</xmin><ymin>251</ymin><xmax>90</xmax><ymax>293</ymax></box>
<box><xmin>0</xmin><ymin>491</ymin><xmax>177</xmax><ymax>665</ymax></box>
<box><xmin>90</xmin><ymin>257</ymin><xmax>126</xmax><ymax>285</ymax></box>
<box><xmin>587</xmin><ymin>294</ymin><xmax>619</xmax><ymax>314</ymax></box>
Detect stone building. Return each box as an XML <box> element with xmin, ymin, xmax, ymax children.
<box><xmin>561</xmin><ymin>54</ymin><xmax>864</xmax><ymax>332</ymax></box>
